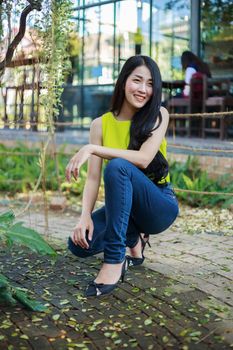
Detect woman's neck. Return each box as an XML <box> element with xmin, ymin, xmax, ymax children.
<box><xmin>116</xmin><ymin>100</ymin><xmax>137</xmax><ymax>121</ymax></box>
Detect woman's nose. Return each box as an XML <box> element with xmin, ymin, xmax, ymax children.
<box><xmin>138</xmin><ymin>82</ymin><xmax>146</xmax><ymax>93</ymax></box>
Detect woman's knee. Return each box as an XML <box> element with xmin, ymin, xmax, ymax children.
<box><xmin>104</xmin><ymin>158</ymin><xmax>131</xmax><ymax>179</ymax></box>
<box><xmin>67</xmin><ymin>237</ymin><xmax>90</xmax><ymax>258</ymax></box>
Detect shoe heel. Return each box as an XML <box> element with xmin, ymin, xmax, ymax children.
<box><xmin>121</xmin><ymin>258</ymin><xmax>128</xmax><ymax>283</ymax></box>
<box><xmin>85</xmin><ymin>258</ymin><xmax>128</xmax><ymax>297</ymax></box>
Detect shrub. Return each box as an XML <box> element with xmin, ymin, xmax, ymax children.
<box><xmin>1</xmin><ymin>143</ymin><xmax>232</xmax><ymax>208</ymax></box>
<box><xmin>170</xmin><ymin>156</ymin><xmax>233</xmax><ymax>208</ymax></box>
<box><xmin>0</xmin><ymin>210</ymin><xmax>56</xmax><ymax>310</ymax></box>
<box><xmin>0</xmin><ymin>143</ymin><xmax>85</xmax><ymax>193</ymax></box>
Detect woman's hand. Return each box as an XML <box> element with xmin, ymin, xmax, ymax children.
<box><xmin>71</xmin><ymin>214</ymin><xmax>94</xmax><ymax>249</ymax></box>
<box><xmin>66</xmin><ymin>144</ymin><xmax>93</xmax><ymax>182</ymax></box>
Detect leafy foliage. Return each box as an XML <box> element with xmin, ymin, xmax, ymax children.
<box><xmin>0</xmin><ymin>143</ymin><xmax>232</xmax><ymax>208</ymax></box>
<box><xmin>0</xmin><ymin>210</ymin><xmax>56</xmax><ymax>310</ymax></box>
<box><xmin>0</xmin><ymin>142</ymin><xmax>88</xmax><ymax>194</ymax></box>
<box><xmin>0</xmin><ymin>210</ymin><xmax>57</xmax><ymax>256</ymax></box>
<box><xmin>0</xmin><ymin>273</ymin><xmax>47</xmax><ymax>311</ymax></box>
<box><xmin>39</xmin><ymin>0</ymin><xmax>73</xmax><ymax>124</ymax></box>
<box><xmin>202</xmin><ymin>0</ymin><xmax>232</xmax><ymax>41</ymax></box>
<box><xmin>0</xmin><ymin>143</ymin><xmax>67</xmax><ymax>192</ymax></box>
<box><xmin>170</xmin><ymin>156</ymin><xmax>233</xmax><ymax>208</ymax></box>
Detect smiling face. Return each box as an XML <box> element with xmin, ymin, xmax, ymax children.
<box><xmin>124</xmin><ymin>65</ymin><xmax>153</xmax><ymax>112</ymax></box>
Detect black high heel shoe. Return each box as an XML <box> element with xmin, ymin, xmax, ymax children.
<box><xmin>126</xmin><ymin>234</ymin><xmax>151</xmax><ymax>267</ymax></box>
<box><xmin>85</xmin><ymin>259</ymin><xmax>128</xmax><ymax>297</ymax></box>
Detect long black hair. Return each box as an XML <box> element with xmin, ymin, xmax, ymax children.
<box><xmin>181</xmin><ymin>51</ymin><xmax>211</xmax><ymax>78</ymax></box>
<box><xmin>110</xmin><ymin>55</ymin><xmax>169</xmax><ymax>184</ymax></box>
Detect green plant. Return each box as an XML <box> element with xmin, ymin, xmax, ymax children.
<box><xmin>61</xmin><ymin>163</ymin><xmax>88</xmax><ymax>195</ymax></box>
<box><xmin>0</xmin><ymin>143</ymin><xmax>40</xmax><ymax>192</ymax></box>
<box><xmin>170</xmin><ymin>156</ymin><xmax>233</xmax><ymax>208</ymax></box>
<box><xmin>1</xmin><ymin>144</ymin><xmax>232</xmax><ymax>208</ymax></box>
<box><xmin>0</xmin><ymin>210</ymin><xmax>57</xmax><ymax>310</ymax></box>
<box><xmin>39</xmin><ymin>0</ymin><xmax>72</xmax><ymax>126</ymax></box>
<box><xmin>0</xmin><ymin>143</ymin><xmax>90</xmax><ymax>195</ymax></box>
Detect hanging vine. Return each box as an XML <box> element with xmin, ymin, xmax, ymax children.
<box><xmin>39</xmin><ymin>0</ymin><xmax>72</xmax><ymax>133</ymax></box>
<box><xmin>36</xmin><ymin>0</ymin><xmax>73</xmax><ymax>227</ymax></box>
<box><xmin>0</xmin><ymin>1</ymin><xmax>73</xmax><ymax>310</ymax></box>
<box><xmin>16</xmin><ymin>0</ymin><xmax>73</xmax><ymax>218</ymax></box>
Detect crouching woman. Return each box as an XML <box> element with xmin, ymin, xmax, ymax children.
<box><xmin>65</xmin><ymin>55</ymin><xmax>179</xmax><ymax>297</ymax></box>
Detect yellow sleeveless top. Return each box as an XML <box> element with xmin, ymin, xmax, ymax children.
<box><xmin>102</xmin><ymin>111</ymin><xmax>170</xmax><ymax>184</ymax></box>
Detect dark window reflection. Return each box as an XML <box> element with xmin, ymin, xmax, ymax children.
<box><xmin>201</xmin><ymin>0</ymin><xmax>233</xmax><ymax>77</ymax></box>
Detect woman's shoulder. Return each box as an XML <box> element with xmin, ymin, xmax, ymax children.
<box><xmin>90</xmin><ymin>111</ymin><xmax>113</xmax><ymax>135</ymax></box>
<box><xmin>187</xmin><ymin>63</ymin><xmax>198</xmax><ymax>70</ymax></box>
<box><xmin>160</xmin><ymin>106</ymin><xmax>169</xmax><ymax>120</ymax></box>
<box><xmin>90</xmin><ymin>117</ymin><xmax>103</xmax><ymax>143</ymax></box>
<box><xmin>185</xmin><ymin>66</ymin><xmax>197</xmax><ymax>75</ymax></box>
<box><xmin>90</xmin><ymin>116</ymin><xmax>102</xmax><ymax>129</ymax></box>
<box><xmin>92</xmin><ymin>111</ymin><xmax>113</xmax><ymax>127</ymax></box>
<box><xmin>152</xmin><ymin>107</ymin><xmax>169</xmax><ymax>130</ymax></box>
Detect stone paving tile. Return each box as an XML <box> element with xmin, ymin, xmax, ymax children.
<box><xmin>0</xmin><ymin>208</ymin><xmax>233</xmax><ymax>349</ymax></box>
<box><xmin>0</xmin><ymin>247</ymin><xmax>232</xmax><ymax>350</ymax></box>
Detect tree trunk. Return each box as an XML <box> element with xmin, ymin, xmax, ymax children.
<box><xmin>0</xmin><ymin>1</ymin><xmax>42</xmax><ymax>81</ymax></box>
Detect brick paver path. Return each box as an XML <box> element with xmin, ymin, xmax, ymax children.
<box><xmin>0</xmin><ymin>209</ymin><xmax>232</xmax><ymax>349</ymax></box>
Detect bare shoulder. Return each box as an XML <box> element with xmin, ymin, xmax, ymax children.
<box><xmin>90</xmin><ymin>117</ymin><xmax>102</xmax><ymax>144</ymax></box>
<box><xmin>90</xmin><ymin>116</ymin><xmax>102</xmax><ymax>130</ymax></box>
<box><xmin>160</xmin><ymin>106</ymin><xmax>169</xmax><ymax>121</ymax></box>
<box><xmin>153</xmin><ymin>107</ymin><xmax>169</xmax><ymax>129</ymax></box>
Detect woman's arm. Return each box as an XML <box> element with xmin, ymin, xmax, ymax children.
<box><xmin>81</xmin><ymin>117</ymin><xmax>103</xmax><ymax>216</ymax></box>
<box><xmin>184</xmin><ymin>67</ymin><xmax>197</xmax><ymax>85</ymax></box>
<box><xmin>66</xmin><ymin>107</ymin><xmax>169</xmax><ymax>178</ymax></box>
<box><xmin>183</xmin><ymin>67</ymin><xmax>197</xmax><ymax>96</ymax></box>
<box><xmin>69</xmin><ymin>117</ymin><xmax>103</xmax><ymax>249</ymax></box>
<box><xmin>90</xmin><ymin>107</ymin><xmax>169</xmax><ymax>168</ymax></box>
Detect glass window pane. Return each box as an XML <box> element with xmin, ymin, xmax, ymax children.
<box><xmin>141</xmin><ymin>0</ymin><xmax>150</xmax><ymax>55</ymax></box>
<box><xmin>151</xmin><ymin>0</ymin><xmax>190</xmax><ymax>80</ymax></box>
<box><xmin>201</xmin><ymin>0</ymin><xmax>233</xmax><ymax>77</ymax></box>
<box><xmin>116</xmin><ymin>0</ymin><xmax>138</xmax><ymax>71</ymax></box>
<box><xmin>82</xmin><ymin>4</ymin><xmax>114</xmax><ymax>84</ymax></box>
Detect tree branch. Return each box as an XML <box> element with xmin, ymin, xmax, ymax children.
<box><xmin>0</xmin><ymin>0</ymin><xmax>4</xmax><ymax>39</ymax></box>
<box><xmin>0</xmin><ymin>1</ymin><xmax>42</xmax><ymax>74</ymax></box>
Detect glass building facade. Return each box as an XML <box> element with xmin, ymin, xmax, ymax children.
<box><xmin>73</xmin><ymin>0</ymin><xmax>190</xmax><ymax>84</ymax></box>
<box><xmin>67</xmin><ymin>0</ymin><xmax>193</xmax><ymax>121</ymax></box>
<box><xmin>0</xmin><ymin>0</ymin><xmax>231</xmax><ymax>130</ymax></box>
<box><xmin>63</xmin><ymin>0</ymin><xmax>233</xmax><ymax>123</ymax></box>
<box><xmin>64</xmin><ymin>0</ymin><xmax>233</xmax><ymax>123</ymax></box>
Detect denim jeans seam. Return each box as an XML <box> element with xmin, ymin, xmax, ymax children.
<box><xmin>119</xmin><ymin>174</ymin><xmax>125</xmax><ymax>235</ymax></box>
<box><xmin>104</xmin><ymin>167</ymin><xmax>128</xmax><ymax>263</ymax></box>
<box><xmin>118</xmin><ymin>171</ymin><xmax>127</xmax><ymax>260</ymax></box>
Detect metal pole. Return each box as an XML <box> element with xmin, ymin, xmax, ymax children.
<box><xmin>80</xmin><ymin>3</ymin><xmax>85</xmax><ymax>128</ymax></box>
<box><xmin>149</xmin><ymin>0</ymin><xmax>152</xmax><ymax>56</ymax></box>
<box><xmin>191</xmin><ymin>0</ymin><xmax>200</xmax><ymax>56</ymax></box>
<box><xmin>113</xmin><ymin>1</ymin><xmax>116</xmax><ymax>81</ymax></box>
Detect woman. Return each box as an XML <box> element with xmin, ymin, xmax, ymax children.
<box><xmin>66</xmin><ymin>55</ymin><xmax>179</xmax><ymax>297</ymax></box>
<box><xmin>181</xmin><ymin>50</ymin><xmax>211</xmax><ymax>97</ymax></box>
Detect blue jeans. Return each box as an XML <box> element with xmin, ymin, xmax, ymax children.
<box><xmin>68</xmin><ymin>158</ymin><xmax>179</xmax><ymax>264</ymax></box>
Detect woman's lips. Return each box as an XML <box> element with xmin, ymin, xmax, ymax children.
<box><xmin>134</xmin><ymin>94</ymin><xmax>146</xmax><ymax>102</ymax></box>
